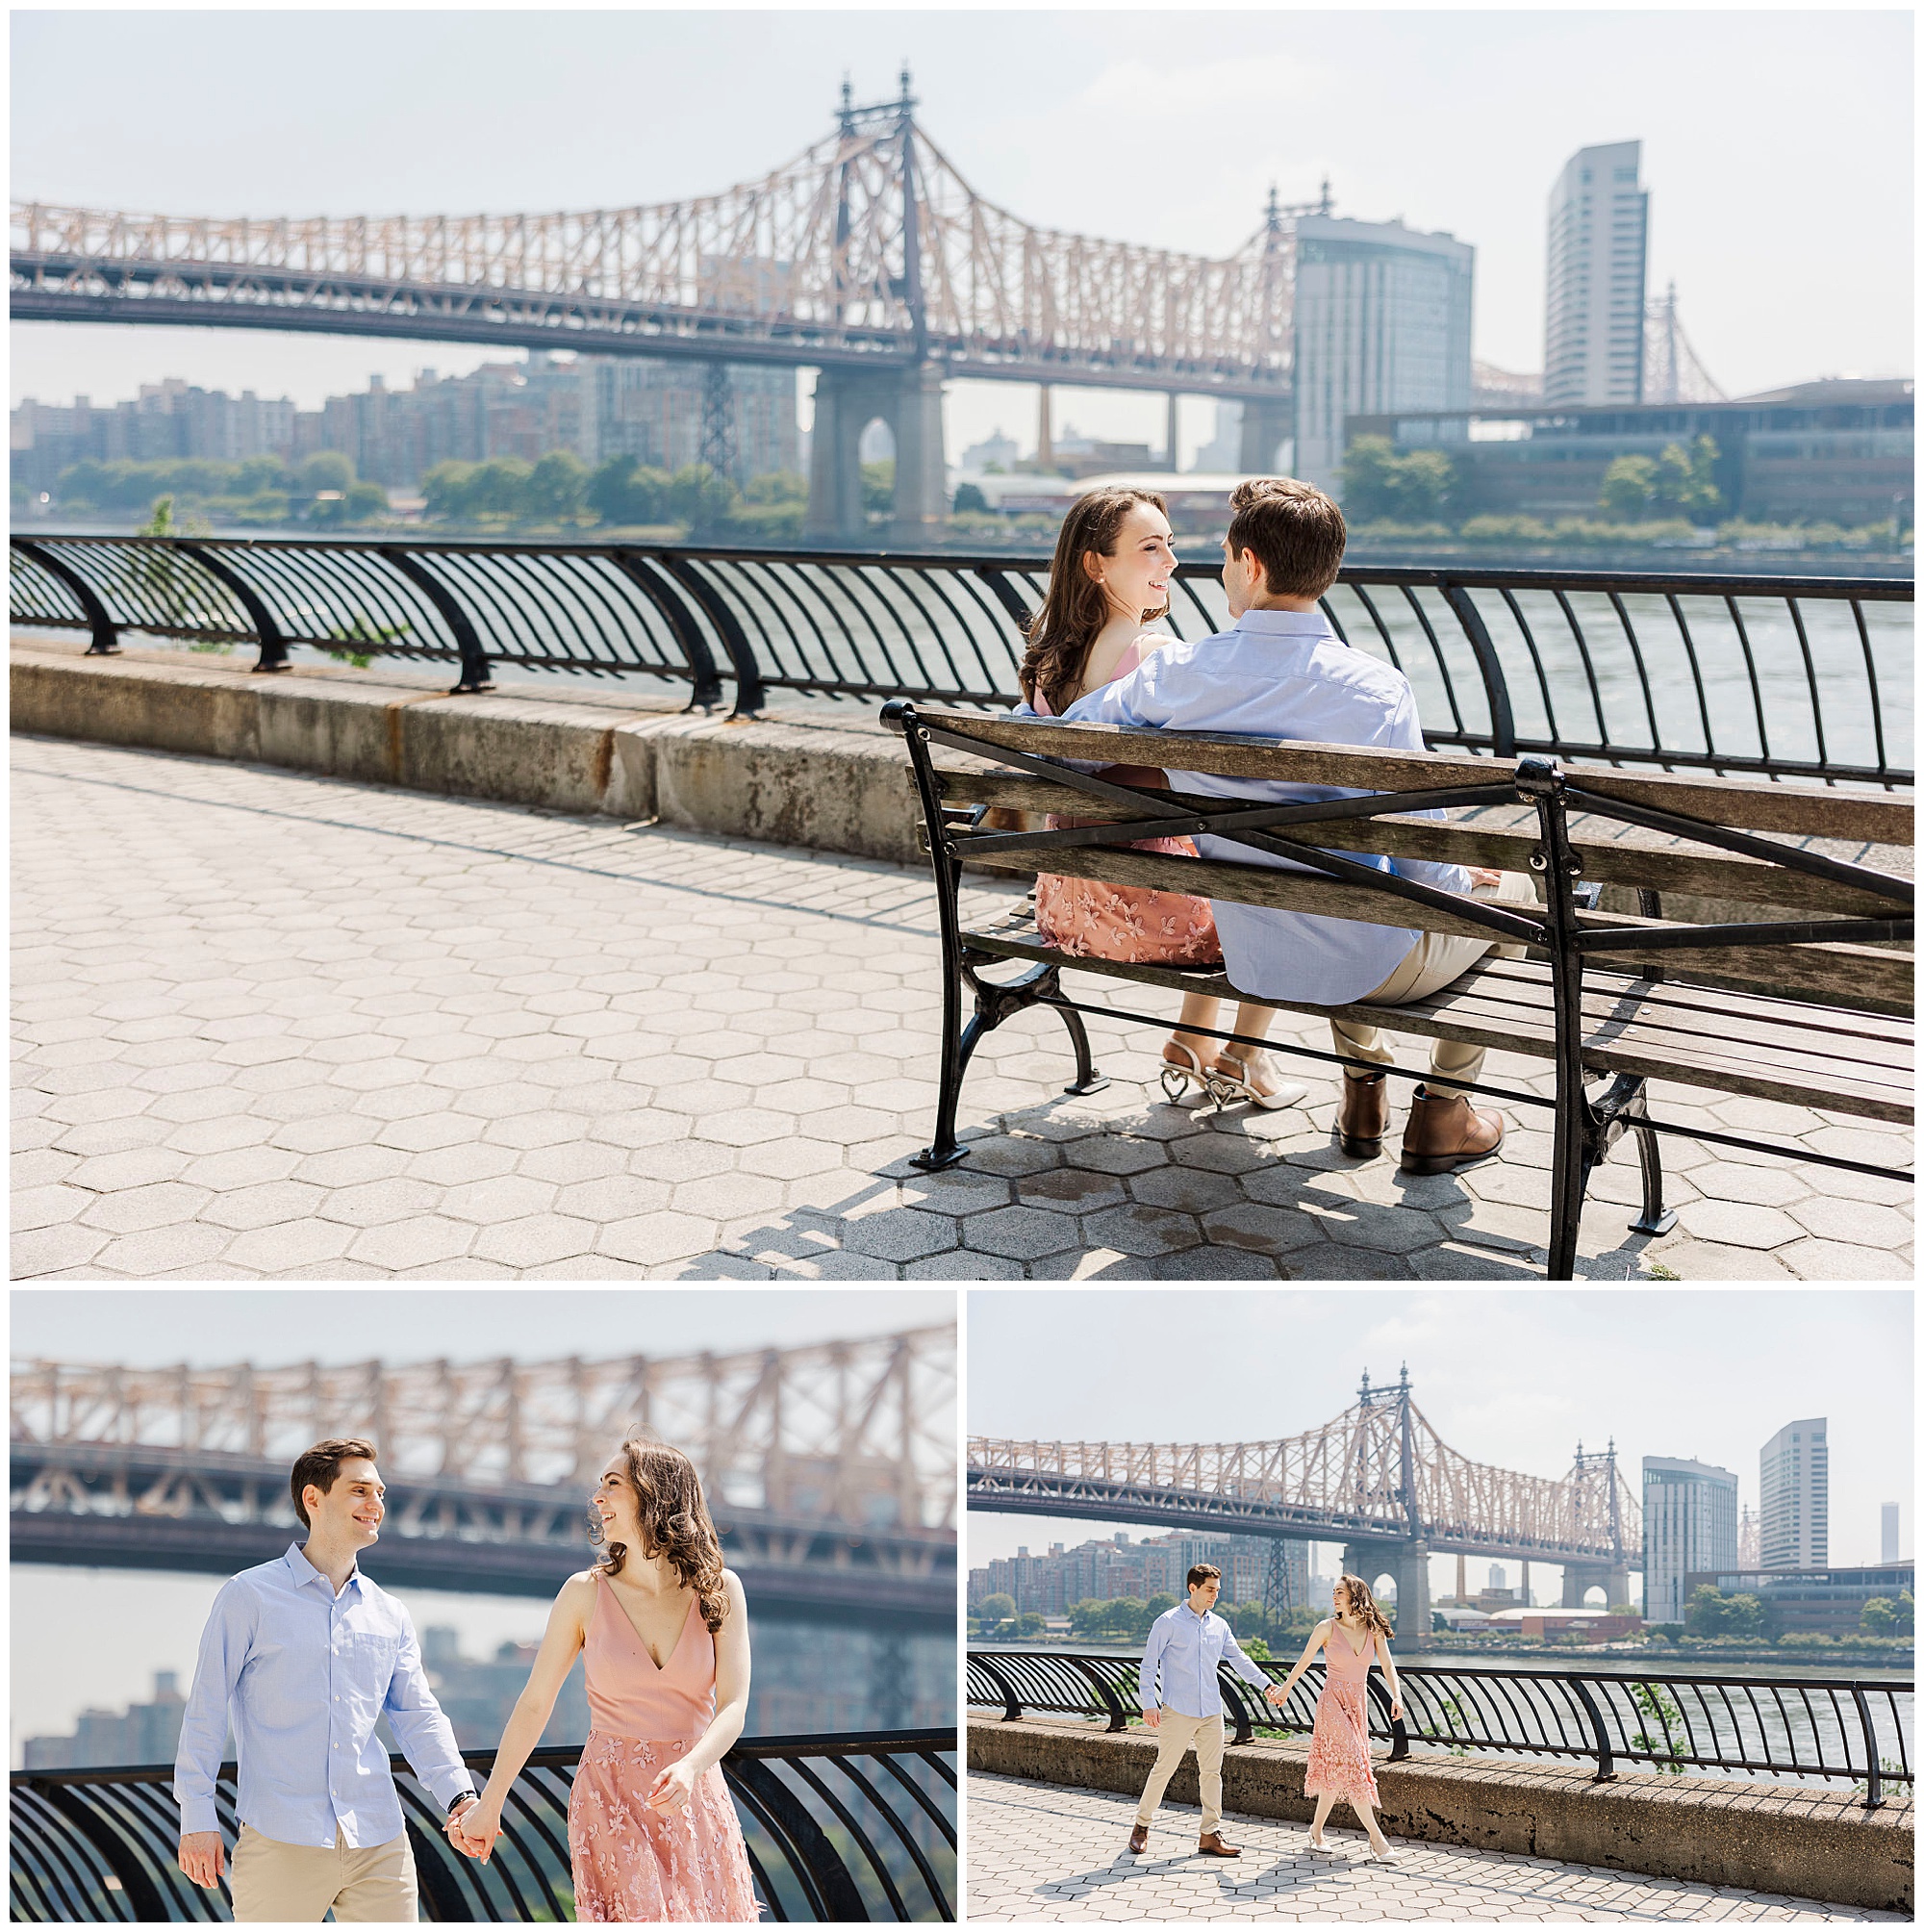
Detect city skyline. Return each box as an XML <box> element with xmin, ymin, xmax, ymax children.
<box><xmin>965</xmin><ymin>1289</ymin><xmax>1911</xmax><ymax>1578</ymax></box>
<box><xmin>11</xmin><ymin>11</ymin><xmax>1911</xmax><ymax>461</ymax></box>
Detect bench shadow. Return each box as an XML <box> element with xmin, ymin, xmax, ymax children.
<box><xmin>681</xmin><ymin>1079</ymin><xmax>1664</xmax><ymax>1282</ymax></box>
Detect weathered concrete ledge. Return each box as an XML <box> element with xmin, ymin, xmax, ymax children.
<box><xmin>10</xmin><ymin>635</ymin><xmax>929</xmax><ymax>865</ymax></box>
<box><xmin>12</xmin><ymin>637</ymin><xmax>1906</xmax><ymax>929</ymax></box>
<box><xmin>968</xmin><ymin>1716</ymin><xmax>1911</xmax><ymax>1913</ymax></box>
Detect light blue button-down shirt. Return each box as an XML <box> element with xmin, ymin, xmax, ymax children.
<box><xmin>174</xmin><ymin>1544</ymin><xmax>473</xmax><ymax>1848</ymax></box>
<box><xmin>1054</xmin><ymin>609</ymin><xmax>1472</xmax><ymax>1006</ymax></box>
<box><xmin>1138</xmin><ymin>1601</ymin><xmax>1272</xmax><ymax>1719</ymax></box>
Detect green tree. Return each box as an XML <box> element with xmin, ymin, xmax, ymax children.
<box><xmin>861</xmin><ymin>458</ymin><xmax>896</xmax><ymax>515</ymax></box>
<box><xmin>1651</xmin><ymin>435</ymin><xmax>1723</xmax><ymax>521</ymax></box>
<box><xmin>1016</xmin><ymin>1611</ymin><xmax>1047</xmax><ymax>1638</ymax></box>
<box><xmin>1861</xmin><ymin>1597</ymin><xmax>1897</xmax><ymax>1638</ymax></box>
<box><xmin>1685</xmin><ymin>1584</ymin><xmax>1729</xmax><ymax>1637</ymax></box>
<box><xmin>525</xmin><ymin>449</ymin><xmax>589</xmax><ymax>521</ymax></box>
<box><xmin>1599</xmin><ymin>455</ymin><xmax>1659</xmax><ymax>520</ymax></box>
<box><xmin>298</xmin><ymin>450</ymin><xmax>356</xmax><ymax>495</ymax></box>
<box><xmin>741</xmin><ymin>471</ymin><xmax>807</xmax><ymax>506</ymax></box>
<box><xmin>667</xmin><ymin>463</ymin><xmax>738</xmax><ymax>529</ymax></box>
<box><xmin>421</xmin><ymin>460</ymin><xmax>478</xmax><ymax>521</ymax></box>
<box><xmin>978</xmin><ymin>1592</ymin><xmax>1016</xmax><ymax>1627</ymax></box>
<box><xmin>1722</xmin><ymin>1593</ymin><xmax>1764</xmax><ymax>1638</ymax></box>
<box><xmin>1386</xmin><ymin>447</ymin><xmax>1456</xmax><ymax>521</ymax></box>
<box><xmin>954</xmin><ymin>482</ymin><xmax>989</xmax><ymax>514</ymax></box>
<box><xmin>1339</xmin><ymin>436</ymin><xmax>1400</xmax><ymax>521</ymax></box>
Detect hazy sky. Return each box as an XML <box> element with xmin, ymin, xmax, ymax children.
<box><xmin>10</xmin><ymin>10</ymin><xmax>1912</xmax><ymax>459</ymax></box>
<box><xmin>9</xmin><ymin>1284</ymin><xmax>950</xmax><ymax>1364</ymax></box>
<box><xmin>965</xmin><ymin>1287</ymin><xmax>1912</xmax><ymax>1586</ymax></box>
<box><xmin>10</xmin><ymin>1286</ymin><xmax>952</xmax><ymax>1762</ymax></box>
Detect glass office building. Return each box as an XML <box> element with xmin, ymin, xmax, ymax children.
<box><xmin>1291</xmin><ymin>215</ymin><xmax>1474</xmax><ymax>495</ymax></box>
<box><xmin>1759</xmin><ymin>1417</ymin><xmax>1828</xmax><ymax>1569</ymax></box>
<box><xmin>1642</xmin><ymin>1455</ymin><xmax>1739</xmax><ymax>1625</ymax></box>
<box><xmin>1544</xmin><ymin>140</ymin><xmax>1650</xmax><ymax>407</ymax></box>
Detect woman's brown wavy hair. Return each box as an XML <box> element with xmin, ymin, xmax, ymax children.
<box><xmin>588</xmin><ymin>1437</ymin><xmax>730</xmax><ymax>1633</ymax></box>
<box><xmin>1017</xmin><ymin>488</ymin><xmax>1170</xmax><ymax>717</ymax></box>
<box><xmin>1334</xmin><ymin>1572</ymin><xmax>1395</xmax><ymax>1643</ymax></box>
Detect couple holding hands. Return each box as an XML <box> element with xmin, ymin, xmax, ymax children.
<box><xmin>1129</xmin><ymin>1562</ymin><xmax>1405</xmax><ymax>1863</ymax></box>
<box><xmin>173</xmin><ymin>1435</ymin><xmax>760</xmax><ymax>1922</ymax></box>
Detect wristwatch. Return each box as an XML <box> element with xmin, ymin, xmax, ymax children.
<box><xmin>446</xmin><ymin>1792</ymin><xmax>478</xmax><ymax>1819</ymax></box>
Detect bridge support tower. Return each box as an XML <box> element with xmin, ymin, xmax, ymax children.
<box><xmin>805</xmin><ymin>364</ymin><xmax>949</xmax><ymax>544</ymax></box>
<box><xmin>1561</xmin><ymin>1562</ymin><xmax>1632</xmax><ymax>1609</ymax></box>
<box><xmin>1342</xmin><ymin>1543</ymin><xmax>1430</xmax><ymax>1640</ymax></box>
<box><xmin>1239</xmin><ymin>394</ymin><xmax>1293</xmax><ymax>474</ymax></box>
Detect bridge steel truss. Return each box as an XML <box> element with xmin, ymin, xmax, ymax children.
<box><xmin>11</xmin><ymin>75</ymin><xmax>1309</xmax><ymax>539</ymax></box>
<box><xmin>968</xmin><ymin>1370</ymin><xmax>1639</xmax><ymax>1631</ymax></box>
<box><xmin>8</xmin><ymin>77</ymin><xmax>1301</xmax><ymax>402</ymax></box>
<box><xmin>11</xmin><ymin>1327</ymin><xmax>955</xmax><ymax>1618</ymax></box>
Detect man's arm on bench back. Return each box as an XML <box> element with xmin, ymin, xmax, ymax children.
<box><xmin>1065</xmin><ymin>648</ymin><xmax>1476</xmax><ymax>892</ymax></box>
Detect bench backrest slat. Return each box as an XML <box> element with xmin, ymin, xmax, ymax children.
<box><xmin>932</xmin><ymin>768</ymin><xmax>1910</xmax><ymax>920</ymax></box>
<box><xmin>917</xmin><ymin>707</ymin><xmax>1917</xmax><ymax>847</ymax></box>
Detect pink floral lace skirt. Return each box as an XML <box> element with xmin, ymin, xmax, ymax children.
<box><xmin>1034</xmin><ymin>826</ymin><xmax>1221</xmax><ymax>968</ymax></box>
<box><xmin>569</xmin><ymin>1730</ymin><xmax>761</xmax><ymax>1922</ymax></box>
<box><xmin>1302</xmin><ymin>1679</ymin><xmax>1380</xmax><ymax>1810</ymax></box>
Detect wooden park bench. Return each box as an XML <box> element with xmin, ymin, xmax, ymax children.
<box><xmin>880</xmin><ymin>701</ymin><xmax>1914</xmax><ymax>1280</ymax></box>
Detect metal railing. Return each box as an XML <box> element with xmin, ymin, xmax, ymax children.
<box><xmin>8</xmin><ymin>1728</ymin><xmax>955</xmax><ymax>1923</ymax></box>
<box><xmin>968</xmin><ymin>1647</ymin><xmax>1912</xmax><ymax>1809</ymax></box>
<box><xmin>10</xmin><ymin>534</ymin><xmax>1912</xmax><ymax>788</ymax></box>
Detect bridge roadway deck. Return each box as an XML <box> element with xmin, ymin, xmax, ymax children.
<box><xmin>966</xmin><ymin>1775</ymin><xmax>1899</xmax><ymax>1921</ymax></box>
<box><xmin>13</xmin><ymin>736</ymin><xmax>1912</xmax><ymax>1281</ymax></box>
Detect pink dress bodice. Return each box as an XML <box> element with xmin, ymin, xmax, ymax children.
<box><xmin>1030</xmin><ymin>633</ymin><xmax>1221</xmax><ymax>969</ymax></box>
<box><xmin>584</xmin><ymin>1575</ymin><xmax>716</xmax><ymax>1741</ymax></box>
<box><xmin>1323</xmin><ymin>1621</ymin><xmax>1377</xmax><ymax>1682</ymax></box>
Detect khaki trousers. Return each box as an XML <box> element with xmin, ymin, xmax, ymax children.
<box><xmin>1331</xmin><ymin>869</ymin><xmax>1539</xmax><ymax>1099</ymax></box>
<box><xmin>231</xmin><ymin>1824</ymin><xmax>418</xmax><ymax>1922</ymax></box>
<box><xmin>1132</xmin><ymin>1711</ymin><xmax>1226</xmax><ymax>1836</ymax></box>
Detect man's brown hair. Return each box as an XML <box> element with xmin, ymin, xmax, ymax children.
<box><xmin>1225</xmin><ymin>477</ymin><xmax>1347</xmax><ymax>599</ymax></box>
<box><xmin>1186</xmin><ymin>1563</ymin><xmax>1223</xmax><ymax>1590</ymax></box>
<box><xmin>290</xmin><ymin>1436</ymin><xmax>379</xmax><ymax>1529</ymax></box>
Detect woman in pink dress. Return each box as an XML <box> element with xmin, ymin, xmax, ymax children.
<box><xmin>1271</xmin><ymin>1573</ymin><xmax>1405</xmax><ymax>1860</ymax></box>
<box><xmin>1016</xmin><ymin>488</ymin><xmax>1304</xmax><ymax>1111</ymax></box>
<box><xmin>455</xmin><ymin>1438</ymin><xmax>760</xmax><ymax>1921</ymax></box>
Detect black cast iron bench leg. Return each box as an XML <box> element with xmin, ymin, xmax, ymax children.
<box><xmin>912</xmin><ymin>959</ymin><xmax>1107</xmax><ymax>1172</ymax></box>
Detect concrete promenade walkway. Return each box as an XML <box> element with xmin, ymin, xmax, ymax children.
<box><xmin>966</xmin><ymin>1774</ymin><xmax>1899</xmax><ymax>1921</ymax></box>
<box><xmin>13</xmin><ymin>737</ymin><xmax>1912</xmax><ymax>1280</ymax></box>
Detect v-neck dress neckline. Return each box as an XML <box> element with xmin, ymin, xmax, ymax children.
<box><xmin>604</xmin><ymin>1581</ymin><xmax>697</xmax><ymax>1672</ymax></box>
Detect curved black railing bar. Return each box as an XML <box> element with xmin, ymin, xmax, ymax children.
<box><xmin>967</xmin><ymin>1649</ymin><xmax>1911</xmax><ymax>1808</ymax></box>
<box><xmin>10</xmin><ymin>536</ymin><xmax>1912</xmax><ymax>787</ymax></box>
<box><xmin>7</xmin><ymin>1728</ymin><xmax>955</xmax><ymax>1924</ymax></box>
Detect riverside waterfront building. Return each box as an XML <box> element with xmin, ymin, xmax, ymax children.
<box><xmin>1759</xmin><ymin>1418</ymin><xmax>1829</xmax><ymax>1569</ymax></box>
<box><xmin>1684</xmin><ymin>1562</ymin><xmax>1914</xmax><ymax>1640</ymax></box>
<box><xmin>1544</xmin><ymin>140</ymin><xmax>1650</xmax><ymax>407</ymax></box>
<box><xmin>1642</xmin><ymin>1456</ymin><xmax>1739</xmax><ymax>1625</ymax></box>
<box><xmin>13</xmin><ymin>353</ymin><xmax>801</xmax><ymax>500</ymax></box>
<box><xmin>970</xmin><ymin>1530</ymin><xmax>1308</xmax><ymax>1618</ymax></box>
<box><xmin>1291</xmin><ymin>214</ymin><xmax>1474</xmax><ymax>494</ymax></box>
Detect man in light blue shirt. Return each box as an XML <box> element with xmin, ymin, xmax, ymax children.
<box><xmin>1128</xmin><ymin>1563</ymin><xmax>1284</xmax><ymax>1857</ymax></box>
<box><xmin>175</xmin><ymin>1437</ymin><xmax>480</xmax><ymax>1920</ymax></box>
<box><xmin>1066</xmin><ymin>478</ymin><xmax>1538</xmax><ymax>1175</ymax></box>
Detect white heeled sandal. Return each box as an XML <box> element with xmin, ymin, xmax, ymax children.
<box><xmin>1211</xmin><ymin>1049</ymin><xmax>1308</xmax><ymax>1111</ymax></box>
<box><xmin>1158</xmin><ymin>1041</ymin><xmax>1216</xmax><ymax>1106</ymax></box>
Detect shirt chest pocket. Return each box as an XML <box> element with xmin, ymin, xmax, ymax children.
<box><xmin>337</xmin><ymin>1627</ymin><xmax>400</xmax><ymax>1685</ymax></box>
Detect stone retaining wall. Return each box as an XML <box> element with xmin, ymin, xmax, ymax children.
<box><xmin>10</xmin><ymin>637</ymin><xmax>929</xmax><ymax>865</ymax></box>
<box><xmin>968</xmin><ymin>1717</ymin><xmax>1912</xmax><ymax>1913</ymax></box>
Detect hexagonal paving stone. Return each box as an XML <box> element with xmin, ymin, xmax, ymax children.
<box><xmin>471</xmin><ymin>1213</ymin><xmax>597</xmax><ymax>1268</ymax></box>
<box><xmin>965</xmin><ymin>1205</ymin><xmax>1086</xmax><ymax>1262</ymax></box>
<box><xmin>1079</xmin><ymin>1202</ymin><xmax>1202</xmax><ymax>1258</ymax></box>
<box><xmin>595</xmin><ymin>1211</ymin><xmax>720</xmax><ymax>1266</ymax></box>
<box><xmin>1672</xmin><ymin>1199</ymin><xmax>1804</xmax><ymax>1251</ymax></box>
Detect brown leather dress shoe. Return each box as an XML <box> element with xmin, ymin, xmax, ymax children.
<box><xmin>1336</xmin><ymin>1072</ymin><xmax>1389</xmax><ymax>1157</ymax></box>
<box><xmin>1198</xmin><ymin>1832</ymin><xmax>1241</xmax><ymax>1857</ymax></box>
<box><xmin>1127</xmin><ymin>1824</ymin><xmax>1149</xmax><ymax>1855</ymax></box>
<box><xmin>1400</xmin><ymin>1087</ymin><xmax>1505</xmax><ymax>1173</ymax></box>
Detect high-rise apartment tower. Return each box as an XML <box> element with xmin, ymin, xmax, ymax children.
<box><xmin>1884</xmin><ymin>1504</ymin><xmax>1902</xmax><ymax>1564</ymax></box>
<box><xmin>1543</xmin><ymin>140</ymin><xmax>1649</xmax><ymax>407</ymax></box>
<box><xmin>1642</xmin><ymin>1456</ymin><xmax>1738</xmax><ymax>1625</ymax></box>
<box><xmin>1759</xmin><ymin>1419</ymin><xmax>1829</xmax><ymax>1570</ymax></box>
